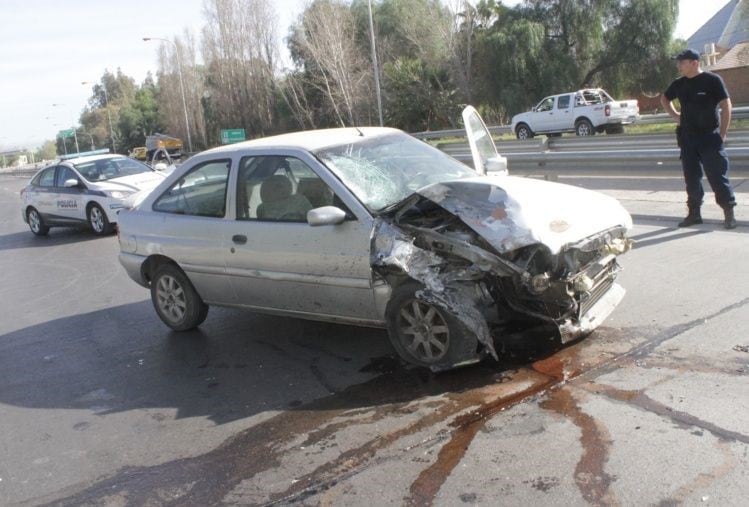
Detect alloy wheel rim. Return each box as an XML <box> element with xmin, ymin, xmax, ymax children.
<box><xmin>398</xmin><ymin>299</ymin><xmax>449</xmax><ymax>363</ymax></box>
<box><xmin>29</xmin><ymin>211</ymin><xmax>40</xmax><ymax>232</ymax></box>
<box><xmin>156</xmin><ymin>275</ymin><xmax>186</xmax><ymax>323</ymax></box>
<box><xmin>578</xmin><ymin>123</ymin><xmax>590</xmax><ymax>135</ymax></box>
<box><xmin>90</xmin><ymin>207</ymin><xmax>104</xmax><ymax>232</ymax></box>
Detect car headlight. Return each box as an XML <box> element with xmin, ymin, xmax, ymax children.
<box><xmin>530</xmin><ymin>273</ymin><xmax>551</xmax><ymax>294</ymax></box>
<box><xmin>106</xmin><ymin>190</ymin><xmax>134</xmax><ymax>199</ymax></box>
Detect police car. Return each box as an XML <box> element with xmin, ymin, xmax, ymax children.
<box><xmin>20</xmin><ymin>153</ymin><xmax>166</xmax><ymax>236</ymax></box>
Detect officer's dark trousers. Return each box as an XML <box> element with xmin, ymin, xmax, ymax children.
<box><xmin>680</xmin><ymin>131</ymin><xmax>736</xmax><ymax>210</ymax></box>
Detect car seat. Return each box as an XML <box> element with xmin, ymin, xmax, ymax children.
<box><xmin>256</xmin><ymin>175</ymin><xmax>313</xmax><ymax>221</ymax></box>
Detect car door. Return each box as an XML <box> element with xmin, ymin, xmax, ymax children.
<box><xmin>150</xmin><ymin>158</ymin><xmax>237</xmax><ymax>305</ymax></box>
<box><xmin>53</xmin><ymin>165</ymin><xmax>87</xmax><ymax>222</ymax></box>
<box><xmin>554</xmin><ymin>94</ymin><xmax>575</xmax><ymax>131</ymax></box>
<box><xmin>225</xmin><ymin>152</ymin><xmax>379</xmax><ymax>323</ymax></box>
<box><xmin>531</xmin><ymin>96</ymin><xmax>556</xmax><ymax>131</ymax></box>
<box><xmin>462</xmin><ymin>106</ymin><xmax>508</xmax><ymax>175</ymax></box>
<box><xmin>26</xmin><ymin>166</ymin><xmax>57</xmax><ymax>219</ymax></box>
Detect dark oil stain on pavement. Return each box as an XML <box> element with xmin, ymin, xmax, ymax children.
<box><xmin>43</xmin><ymin>327</ymin><xmax>636</xmax><ymax>507</ymax></box>
<box><xmin>539</xmin><ymin>389</ymin><xmax>617</xmax><ymax>505</ymax></box>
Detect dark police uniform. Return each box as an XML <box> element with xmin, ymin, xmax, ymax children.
<box><xmin>664</xmin><ymin>72</ymin><xmax>735</xmax><ymax>212</ymax></box>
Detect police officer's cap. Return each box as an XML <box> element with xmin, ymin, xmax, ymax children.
<box><xmin>672</xmin><ymin>49</ymin><xmax>700</xmax><ymax>61</ymax></box>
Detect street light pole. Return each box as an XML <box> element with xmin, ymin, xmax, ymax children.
<box><xmin>82</xmin><ymin>81</ymin><xmax>116</xmax><ymax>153</ymax></box>
<box><xmin>367</xmin><ymin>0</ymin><xmax>384</xmax><ymax>126</ymax></box>
<box><xmin>143</xmin><ymin>37</ymin><xmax>193</xmax><ymax>153</ymax></box>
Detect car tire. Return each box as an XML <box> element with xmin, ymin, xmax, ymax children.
<box><xmin>385</xmin><ymin>281</ymin><xmax>478</xmax><ymax>370</ymax></box>
<box><xmin>515</xmin><ymin>124</ymin><xmax>534</xmax><ymax>140</ymax></box>
<box><xmin>27</xmin><ymin>207</ymin><xmax>50</xmax><ymax>236</ymax></box>
<box><xmin>88</xmin><ymin>203</ymin><xmax>113</xmax><ymax>235</ymax></box>
<box><xmin>575</xmin><ymin>119</ymin><xmax>595</xmax><ymax>136</ymax></box>
<box><xmin>151</xmin><ymin>264</ymin><xmax>209</xmax><ymax>331</ymax></box>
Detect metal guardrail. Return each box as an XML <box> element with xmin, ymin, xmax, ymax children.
<box><xmin>440</xmin><ymin>131</ymin><xmax>749</xmax><ymax>173</ymax></box>
<box><xmin>412</xmin><ymin>106</ymin><xmax>749</xmax><ymax>140</ymax></box>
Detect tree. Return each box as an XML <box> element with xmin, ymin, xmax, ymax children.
<box><xmin>287</xmin><ymin>0</ymin><xmax>373</xmax><ymax>127</ymax></box>
<box><xmin>200</xmin><ymin>0</ymin><xmax>278</xmax><ymax>141</ymax></box>
<box><xmin>35</xmin><ymin>140</ymin><xmax>58</xmax><ymax>162</ymax></box>
<box><xmin>473</xmin><ymin>0</ymin><xmax>678</xmax><ymax>117</ymax></box>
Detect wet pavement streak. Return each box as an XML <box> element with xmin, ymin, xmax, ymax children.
<box><xmin>43</xmin><ymin>326</ymin><xmax>645</xmax><ymax>506</ymax></box>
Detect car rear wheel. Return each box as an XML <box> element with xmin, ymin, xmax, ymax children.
<box><xmin>151</xmin><ymin>264</ymin><xmax>209</xmax><ymax>331</ymax></box>
<box><xmin>515</xmin><ymin>124</ymin><xmax>534</xmax><ymax>140</ymax></box>
<box><xmin>575</xmin><ymin>119</ymin><xmax>595</xmax><ymax>136</ymax></box>
<box><xmin>88</xmin><ymin>203</ymin><xmax>113</xmax><ymax>235</ymax></box>
<box><xmin>386</xmin><ymin>281</ymin><xmax>478</xmax><ymax>370</ymax></box>
<box><xmin>27</xmin><ymin>207</ymin><xmax>49</xmax><ymax>236</ymax></box>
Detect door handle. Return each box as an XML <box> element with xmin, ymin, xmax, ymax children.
<box><xmin>232</xmin><ymin>234</ymin><xmax>247</xmax><ymax>245</ymax></box>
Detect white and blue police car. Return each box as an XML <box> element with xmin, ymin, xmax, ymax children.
<box><xmin>21</xmin><ymin>152</ymin><xmax>166</xmax><ymax>236</ymax></box>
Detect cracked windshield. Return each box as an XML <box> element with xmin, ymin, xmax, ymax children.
<box><xmin>316</xmin><ymin>132</ymin><xmax>475</xmax><ymax>211</ymax></box>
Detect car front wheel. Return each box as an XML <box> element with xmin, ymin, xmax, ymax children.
<box><xmin>385</xmin><ymin>281</ymin><xmax>478</xmax><ymax>370</ymax></box>
<box><xmin>151</xmin><ymin>264</ymin><xmax>209</xmax><ymax>331</ymax></box>
<box><xmin>27</xmin><ymin>207</ymin><xmax>50</xmax><ymax>236</ymax></box>
<box><xmin>88</xmin><ymin>203</ymin><xmax>113</xmax><ymax>235</ymax></box>
<box><xmin>515</xmin><ymin>124</ymin><xmax>534</xmax><ymax>140</ymax></box>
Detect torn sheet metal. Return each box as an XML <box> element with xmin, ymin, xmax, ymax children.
<box><xmin>372</xmin><ymin>221</ymin><xmax>498</xmax><ymax>361</ymax></box>
<box><xmin>416</xmin><ymin>176</ymin><xmax>632</xmax><ymax>255</ymax></box>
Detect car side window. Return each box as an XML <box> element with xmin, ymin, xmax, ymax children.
<box><xmin>536</xmin><ymin>97</ymin><xmax>554</xmax><ymax>112</ymax></box>
<box><xmin>557</xmin><ymin>95</ymin><xmax>571</xmax><ymax>109</ymax></box>
<box><xmin>236</xmin><ymin>155</ymin><xmax>350</xmax><ymax>222</ymax></box>
<box><xmin>56</xmin><ymin>167</ymin><xmax>79</xmax><ymax>187</ymax></box>
<box><xmin>38</xmin><ymin>167</ymin><xmax>56</xmax><ymax>187</ymax></box>
<box><xmin>153</xmin><ymin>159</ymin><xmax>231</xmax><ymax>218</ymax></box>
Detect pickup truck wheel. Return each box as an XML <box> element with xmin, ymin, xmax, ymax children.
<box><xmin>515</xmin><ymin>124</ymin><xmax>534</xmax><ymax>140</ymax></box>
<box><xmin>386</xmin><ymin>282</ymin><xmax>478</xmax><ymax>370</ymax></box>
<box><xmin>575</xmin><ymin>119</ymin><xmax>595</xmax><ymax>136</ymax></box>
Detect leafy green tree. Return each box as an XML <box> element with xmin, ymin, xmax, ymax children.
<box><xmin>473</xmin><ymin>0</ymin><xmax>678</xmax><ymax>118</ymax></box>
<box><xmin>35</xmin><ymin>140</ymin><xmax>58</xmax><ymax>162</ymax></box>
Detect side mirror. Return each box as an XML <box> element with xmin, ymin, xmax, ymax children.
<box><xmin>64</xmin><ymin>178</ymin><xmax>81</xmax><ymax>188</ymax></box>
<box><xmin>153</xmin><ymin>162</ymin><xmax>168</xmax><ymax>172</ymax></box>
<box><xmin>485</xmin><ymin>156</ymin><xmax>508</xmax><ymax>174</ymax></box>
<box><xmin>307</xmin><ymin>206</ymin><xmax>347</xmax><ymax>226</ymax></box>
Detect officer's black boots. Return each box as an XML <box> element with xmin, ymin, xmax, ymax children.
<box><xmin>724</xmin><ymin>207</ymin><xmax>737</xmax><ymax>229</ymax></box>
<box><xmin>678</xmin><ymin>208</ymin><xmax>703</xmax><ymax>227</ymax></box>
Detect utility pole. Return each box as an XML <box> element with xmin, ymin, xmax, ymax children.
<box><xmin>367</xmin><ymin>0</ymin><xmax>384</xmax><ymax>126</ymax></box>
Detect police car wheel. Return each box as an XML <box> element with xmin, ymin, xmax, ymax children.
<box><xmin>27</xmin><ymin>207</ymin><xmax>49</xmax><ymax>236</ymax></box>
<box><xmin>88</xmin><ymin>204</ymin><xmax>113</xmax><ymax>235</ymax></box>
<box><xmin>151</xmin><ymin>264</ymin><xmax>209</xmax><ymax>331</ymax></box>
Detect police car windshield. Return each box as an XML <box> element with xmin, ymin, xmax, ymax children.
<box><xmin>74</xmin><ymin>157</ymin><xmax>153</xmax><ymax>182</ymax></box>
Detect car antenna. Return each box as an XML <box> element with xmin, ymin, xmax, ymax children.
<box><xmin>354</xmin><ymin>126</ymin><xmax>364</xmax><ymax>136</ymax></box>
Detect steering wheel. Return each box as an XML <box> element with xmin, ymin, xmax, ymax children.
<box><xmin>280</xmin><ymin>211</ymin><xmax>306</xmax><ymax>221</ymax></box>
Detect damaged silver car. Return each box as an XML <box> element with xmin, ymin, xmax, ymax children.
<box><xmin>118</xmin><ymin>107</ymin><xmax>632</xmax><ymax>371</ymax></box>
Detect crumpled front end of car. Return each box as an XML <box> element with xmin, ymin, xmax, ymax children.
<box><xmin>371</xmin><ymin>177</ymin><xmax>633</xmax><ymax>368</ymax></box>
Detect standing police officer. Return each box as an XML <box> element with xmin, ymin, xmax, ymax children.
<box><xmin>660</xmin><ymin>48</ymin><xmax>736</xmax><ymax>229</ymax></box>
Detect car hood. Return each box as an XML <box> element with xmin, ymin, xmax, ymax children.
<box><xmin>89</xmin><ymin>172</ymin><xmax>165</xmax><ymax>193</ymax></box>
<box><xmin>412</xmin><ymin>175</ymin><xmax>632</xmax><ymax>255</ymax></box>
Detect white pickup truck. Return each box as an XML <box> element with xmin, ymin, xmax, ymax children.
<box><xmin>511</xmin><ymin>89</ymin><xmax>639</xmax><ymax>139</ymax></box>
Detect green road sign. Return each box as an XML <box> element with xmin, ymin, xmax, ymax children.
<box><xmin>220</xmin><ymin>128</ymin><xmax>246</xmax><ymax>144</ymax></box>
<box><xmin>58</xmin><ymin>129</ymin><xmax>75</xmax><ymax>138</ymax></box>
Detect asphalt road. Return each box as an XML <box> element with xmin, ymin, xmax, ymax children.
<box><xmin>1</xmin><ymin>171</ymin><xmax>748</xmax><ymax>506</ymax></box>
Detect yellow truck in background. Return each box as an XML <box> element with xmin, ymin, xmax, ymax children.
<box><xmin>129</xmin><ymin>134</ymin><xmax>184</xmax><ymax>166</ymax></box>
<box><xmin>129</xmin><ymin>146</ymin><xmax>148</xmax><ymax>160</ymax></box>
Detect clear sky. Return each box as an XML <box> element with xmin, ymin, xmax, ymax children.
<box><xmin>0</xmin><ymin>0</ymin><xmax>730</xmax><ymax>150</ymax></box>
